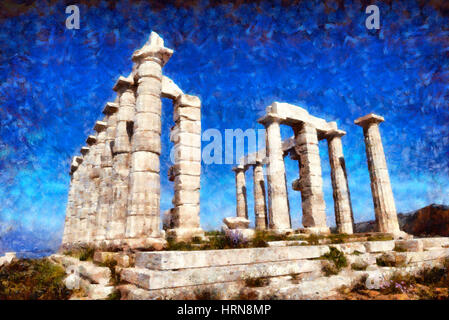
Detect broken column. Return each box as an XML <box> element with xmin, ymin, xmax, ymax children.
<box><xmin>252</xmin><ymin>160</ymin><xmax>268</xmax><ymax>230</ymax></box>
<box><xmin>258</xmin><ymin>115</ymin><xmax>291</xmax><ymax>233</ymax></box>
<box><xmin>167</xmin><ymin>94</ymin><xmax>204</xmax><ymax>241</ymax></box>
<box><xmin>95</xmin><ymin>104</ymin><xmax>118</xmax><ymax>247</ymax></box>
<box><xmin>326</xmin><ymin>129</ymin><xmax>354</xmax><ymax>234</ymax></box>
<box><xmin>232</xmin><ymin>165</ymin><xmax>248</xmax><ymax>219</ymax></box>
<box><xmin>125</xmin><ymin>32</ymin><xmax>173</xmax><ymax>249</ymax></box>
<box><xmin>354</xmin><ymin>113</ymin><xmax>401</xmax><ymax>236</ymax></box>
<box><xmin>107</xmin><ymin>75</ymin><xmax>135</xmax><ymax>246</ymax></box>
<box><xmin>294</xmin><ymin>123</ymin><xmax>329</xmax><ymax>235</ymax></box>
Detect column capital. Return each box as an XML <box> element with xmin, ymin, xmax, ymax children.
<box><xmin>257</xmin><ymin>113</ymin><xmax>285</xmax><ymax>126</ymax></box>
<box><xmin>86</xmin><ymin>135</ymin><xmax>97</xmax><ymax>146</ymax></box>
<box><xmin>94</xmin><ymin>120</ymin><xmax>108</xmax><ymax>132</ymax></box>
<box><xmin>80</xmin><ymin>146</ymin><xmax>90</xmax><ymax>155</ymax></box>
<box><xmin>354</xmin><ymin>113</ymin><xmax>384</xmax><ymax>128</ymax></box>
<box><xmin>113</xmin><ymin>74</ymin><xmax>134</xmax><ymax>92</ymax></box>
<box><xmin>102</xmin><ymin>102</ymin><xmax>118</xmax><ymax>115</ymax></box>
<box><xmin>175</xmin><ymin>94</ymin><xmax>201</xmax><ymax>108</ymax></box>
<box><xmin>325</xmin><ymin>129</ymin><xmax>346</xmax><ymax>139</ymax></box>
<box><xmin>131</xmin><ymin>32</ymin><xmax>173</xmax><ymax>66</ymax></box>
<box><xmin>232</xmin><ymin>164</ymin><xmax>246</xmax><ymax>172</ymax></box>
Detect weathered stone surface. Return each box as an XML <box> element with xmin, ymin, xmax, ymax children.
<box><xmin>364</xmin><ymin>240</ymin><xmax>395</xmax><ymax>253</ymax></box>
<box><xmin>122</xmin><ymin>259</ymin><xmax>322</xmax><ymax>290</ymax></box>
<box><xmin>355</xmin><ymin>114</ymin><xmax>401</xmax><ymax>235</ymax></box>
<box><xmin>87</xmin><ymin>285</ymin><xmax>115</xmax><ymax>300</ymax></box>
<box><xmin>394</xmin><ymin>239</ymin><xmax>423</xmax><ymax>252</ymax></box>
<box><xmin>135</xmin><ymin>245</ymin><xmax>331</xmax><ymax>270</ymax></box>
<box><xmin>232</xmin><ymin>167</ymin><xmax>248</xmax><ymax>219</ymax></box>
<box><xmin>161</xmin><ymin>76</ymin><xmax>183</xmax><ymax>100</ymax></box>
<box><xmin>252</xmin><ymin>163</ymin><xmax>268</xmax><ymax>230</ymax></box>
<box><xmin>0</xmin><ymin>252</ymin><xmax>16</xmax><ymax>267</ymax></box>
<box><xmin>223</xmin><ymin>217</ymin><xmax>250</xmax><ymax>229</ymax></box>
<box><xmin>420</xmin><ymin>237</ymin><xmax>449</xmax><ymax>249</ymax></box>
<box><xmin>225</xmin><ymin>228</ymin><xmax>255</xmax><ymax>241</ymax></box>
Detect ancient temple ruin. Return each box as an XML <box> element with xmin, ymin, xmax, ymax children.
<box><xmin>62</xmin><ymin>33</ymin><xmax>407</xmax><ymax>252</ymax></box>
<box><xmin>62</xmin><ymin>32</ymin><xmax>204</xmax><ymax>250</ymax></box>
<box><xmin>230</xmin><ymin>103</ymin><xmax>405</xmax><ymax>238</ymax></box>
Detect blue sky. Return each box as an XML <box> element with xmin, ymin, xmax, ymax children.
<box><xmin>0</xmin><ymin>0</ymin><xmax>448</xmax><ymax>252</ymax></box>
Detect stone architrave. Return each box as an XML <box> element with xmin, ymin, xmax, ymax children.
<box><xmin>107</xmin><ymin>75</ymin><xmax>135</xmax><ymax>247</ymax></box>
<box><xmin>95</xmin><ymin>104</ymin><xmax>118</xmax><ymax>247</ymax></box>
<box><xmin>167</xmin><ymin>94</ymin><xmax>204</xmax><ymax>241</ymax></box>
<box><xmin>258</xmin><ymin>115</ymin><xmax>291</xmax><ymax>233</ymax></box>
<box><xmin>355</xmin><ymin>114</ymin><xmax>401</xmax><ymax>235</ymax></box>
<box><xmin>252</xmin><ymin>161</ymin><xmax>268</xmax><ymax>230</ymax></box>
<box><xmin>232</xmin><ymin>165</ymin><xmax>248</xmax><ymax>219</ymax></box>
<box><xmin>294</xmin><ymin>123</ymin><xmax>330</xmax><ymax>235</ymax></box>
<box><xmin>125</xmin><ymin>32</ymin><xmax>173</xmax><ymax>249</ymax></box>
<box><xmin>326</xmin><ymin>129</ymin><xmax>354</xmax><ymax>234</ymax></box>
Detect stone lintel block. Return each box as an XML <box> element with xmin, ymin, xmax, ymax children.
<box><xmin>86</xmin><ymin>135</ymin><xmax>97</xmax><ymax>146</ymax></box>
<box><xmin>223</xmin><ymin>217</ymin><xmax>250</xmax><ymax>229</ymax></box>
<box><xmin>103</xmin><ymin>102</ymin><xmax>119</xmax><ymax>115</ymax></box>
<box><xmin>131</xmin><ymin>32</ymin><xmax>173</xmax><ymax>66</ymax></box>
<box><xmin>134</xmin><ymin>245</ymin><xmax>330</xmax><ymax>271</ymax></box>
<box><xmin>94</xmin><ymin>121</ymin><xmax>108</xmax><ymax>132</ymax></box>
<box><xmin>113</xmin><ymin>74</ymin><xmax>134</xmax><ymax>92</ymax></box>
<box><xmin>354</xmin><ymin>113</ymin><xmax>384</xmax><ymax>127</ymax></box>
<box><xmin>175</xmin><ymin>94</ymin><xmax>201</xmax><ymax>108</ymax></box>
<box><xmin>295</xmin><ymin>132</ymin><xmax>318</xmax><ymax>145</ymax></box>
<box><xmin>161</xmin><ymin>76</ymin><xmax>183</xmax><ymax>100</ymax></box>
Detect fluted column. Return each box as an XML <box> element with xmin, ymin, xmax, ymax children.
<box><xmin>232</xmin><ymin>165</ymin><xmax>248</xmax><ymax>219</ymax></box>
<box><xmin>94</xmin><ymin>104</ymin><xmax>118</xmax><ymax>247</ymax></box>
<box><xmin>125</xmin><ymin>32</ymin><xmax>173</xmax><ymax>249</ymax></box>
<box><xmin>78</xmin><ymin>145</ymin><xmax>94</xmax><ymax>245</ymax></box>
<box><xmin>252</xmin><ymin>161</ymin><xmax>268</xmax><ymax>230</ymax></box>
<box><xmin>326</xmin><ymin>129</ymin><xmax>354</xmax><ymax>234</ymax></box>
<box><xmin>258</xmin><ymin>116</ymin><xmax>291</xmax><ymax>233</ymax></box>
<box><xmin>107</xmin><ymin>75</ymin><xmax>135</xmax><ymax>246</ymax></box>
<box><xmin>167</xmin><ymin>94</ymin><xmax>204</xmax><ymax>241</ymax></box>
<box><xmin>355</xmin><ymin>113</ymin><xmax>401</xmax><ymax>235</ymax></box>
<box><xmin>294</xmin><ymin>123</ymin><xmax>329</xmax><ymax>235</ymax></box>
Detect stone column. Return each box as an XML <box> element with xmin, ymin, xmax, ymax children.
<box><xmin>86</xmin><ymin>122</ymin><xmax>108</xmax><ymax>245</ymax></box>
<box><xmin>74</xmin><ymin>147</ymin><xmax>89</xmax><ymax>245</ymax></box>
<box><xmin>167</xmin><ymin>94</ymin><xmax>204</xmax><ymax>241</ymax></box>
<box><xmin>294</xmin><ymin>123</ymin><xmax>329</xmax><ymax>235</ymax></box>
<box><xmin>125</xmin><ymin>32</ymin><xmax>173</xmax><ymax>249</ymax></box>
<box><xmin>94</xmin><ymin>104</ymin><xmax>118</xmax><ymax>247</ymax></box>
<box><xmin>355</xmin><ymin>114</ymin><xmax>401</xmax><ymax>235</ymax></box>
<box><xmin>107</xmin><ymin>75</ymin><xmax>135</xmax><ymax>247</ymax></box>
<box><xmin>252</xmin><ymin>161</ymin><xmax>268</xmax><ymax>230</ymax></box>
<box><xmin>258</xmin><ymin>116</ymin><xmax>291</xmax><ymax>233</ymax></box>
<box><xmin>326</xmin><ymin>129</ymin><xmax>354</xmax><ymax>234</ymax></box>
<box><xmin>79</xmin><ymin>143</ymin><xmax>95</xmax><ymax>246</ymax></box>
<box><xmin>232</xmin><ymin>165</ymin><xmax>248</xmax><ymax>219</ymax></box>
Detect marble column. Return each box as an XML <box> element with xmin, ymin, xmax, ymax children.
<box><xmin>79</xmin><ymin>141</ymin><xmax>96</xmax><ymax>245</ymax></box>
<box><xmin>95</xmin><ymin>103</ymin><xmax>118</xmax><ymax>247</ymax></box>
<box><xmin>326</xmin><ymin>129</ymin><xmax>354</xmax><ymax>234</ymax></box>
<box><xmin>355</xmin><ymin>113</ymin><xmax>401</xmax><ymax>235</ymax></box>
<box><xmin>252</xmin><ymin>161</ymin><xmax>268</xmax><ymax>230</ymax></box>
<box><xmin>87</xmin><ymin>121</ymin><xmax>108</xmax><ymax>245</ymax></box>
<box><xmin>74</xmin><ymin>147</ymin><xmax>89</xmax><ymax>245</ymax></box>
<box><xmin>232</xmin><ymin>165</ymin><xmax>248</xmax><ymax>219</ymax></box>
<box><xmin>62</xmin><ymin>160</ymin><xmax>77</xmax><ymax>248</ymax></box>
<box><xmin>258</xmin><ymin>116</ymin><xmax>291</xmax><ymax>233</ymax></box>
<box><xmin>294</xmin><ymin>123</ymin><xmax>329</xmax><ymax>235</ymax></box>
<box><xmin>167</xmin><ymin>94</ymin><xmax>204</xmax><ymax>241</ymax></box>
<box><xmin>107</xmin><ymin>75</ymin><xmax>135</xmax><ymax>246</ymax></box>
<box><xmin>125</xmin><ymin>32</ymin><xmax>173</xmax><ymax>249</ymax></box>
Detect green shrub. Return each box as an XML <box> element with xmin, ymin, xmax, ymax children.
<box><xmin>106</xmin><ymin>289</ymin><xmax>121</xmax><ymax>300</ymax></box>
<box><xmin>320</xmin><ymin>247</ymin><xmax>348</xmax><ymax>276</ymax></box>
<box><xmin>0</xmin><ymin>258</ymin><xmax>71</xmax><ymax>300</ymax></box>
<box><xmin>351</xmin><ymin>262</ymin><xmax>368</xmax><ymax>271</ymax></box>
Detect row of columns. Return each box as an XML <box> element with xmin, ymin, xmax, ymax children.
<box><xmin>61</xmin><ymin>32</ymin><xmax>204</xmax><ymax>250</ymax></box>
<box><xmin>233</xmin><ymin>113</ymin><xmax>401</xmax><ymax>237</ymax></box>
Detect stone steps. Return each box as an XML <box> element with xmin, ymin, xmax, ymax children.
<box><xmin>121</xmin><ymin>259</ymin><xmax>323</xmax><ymax>290</ymax></box>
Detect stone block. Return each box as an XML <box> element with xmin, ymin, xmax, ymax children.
<box><xmin>137</xmin><ymin>60</ymin><xmax>162</xmax><ymax>80</ymax></box>
<box><xmin>223</xmin><ymin>217</ymin><xmax>250</xmax><ymax>229</ymax></box>
<box><xmin>170</xmin><ymin>131</ymin><xmax>201</xmax><ymax>148</ymax></box>
<box><xmin>225</xmin><ymin>228</ymin><xmax>255</xmax><ymax>241</ymax></box>
<box><xmin>88</xmin><ymin>284</ymin><xmax>115</xmax><ymax>300</ymax></box>
<box><xmin>173</xmin><ymin>145</ymin><xmax>201</xmax><ymax>162</ymax></box>
<box><xmin>134</xmin><ymin>112</ymin><xmax>161</xmax><ymax>133</ymax></box>
<box><xmin>135</xmin><ymin>95</ymin><xmax>161</xmax><ymax>114</ymax></box>
<box><xmin>420</xmin><ymin>237</ymin><xmax>449</xmax><ymax>249</ymax></box>
<box><xmin>121</xmin><ymin>259</ymin><xmax>322</xmax><ymax>290</ymax></box>
<box><xmin>174</xmin><ymin>175</ymin><xmax>200</xmax><ymax>191</ymax></box>
<box><xmin>174</xmin><ymin>106</ymin><xmax>201</xmax><ymax>122</ymax></box>
<box><xmin>161</xmin><ymin>76</ymin><xmax>183</xmax><ymax>100</ymax></box>
<box><xmin>129</xmin><ymin>171</ymin><xmax>160</xmax><ymax>194</ymax></box>
<box><xmin>117</xmin><ymin>106</ymin><xmax>135</xmax><ymax>122</ymax></box>
<box><xmin>363</xmin><ymin>240</ymin><xmax>395</xmax><ymax>253</ymax></box>
<box><xmin>176</xmin><ymin>94</ymin><xmax>201</xmax><ymax>108</ymax></box>
<box><xmin>172</xmin><ymin>189</ymin><xmax>200</xmax><ymax>205</ymax></box>
<box><xmin>136</xmin><ymin>77</ymin><xmax>162</xmax><ymax>96</ymax></box>
<box><xmin>134</xmin><ymin>245</ymin><xmax>331</xmax><ymax>270</ymax></box>
<box><xmin>132</xmin><ymin>131</ymin><xmax>161</xmax><ymax>153</ymax></box>
<box><xmin>394</xmin><ymin>239</ymin><xmax>423</xmax><ymax>252</ymax></box>
<box><xmin>172</xmin><ymin>161</ymin><xmax>201</xmax><ymax>176</ymax></box>
<box><xmin>131</xmin><ymin>151</ymin><xmax>160</xmax><ymax>173</ymax></box>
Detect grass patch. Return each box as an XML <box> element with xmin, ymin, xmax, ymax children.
<box><xmin>393</xmin><ymin>245</ymin><xmax>408</xmax><ymax>252</ymax></box>
<box><xmin>0</xmin><ymin>258</ymin><xmax>71</xmax><ymax>300</ymax></box>
<box><xmin>320</xmin><ymin>247</ymin><xmax>348</xmax><ymax>276</ymax></box>
<box><xmin>106</xmin><ymin>289</ymin><xmax>121</xmax><ymax>300</ymax></box>
<box><xmin>64</xmin><ymin>246</ymin><xmax>96</xmax><ymax>261</ymax></box>
<box><xmin>351</xmin><ymin>262</ymin><xmax>368</xmax><ymax>271</ymax></box>
<box><xmin>367</xmin><ymin>234</ymin><xmax>394</xmax><ymax>242</ymax></box>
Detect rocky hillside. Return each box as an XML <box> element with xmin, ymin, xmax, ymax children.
<box><xmin>354</xmin><ymin>204</ymin><xmax>449</xmax><ymax>236</ymax></box>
